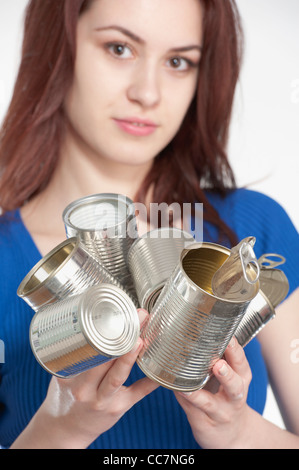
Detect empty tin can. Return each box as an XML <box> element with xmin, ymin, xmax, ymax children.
<box><xmin>17</xmin><ymin>237</ymin><xmax>129</xmax><ymax>312</ymax></box>
<box><xmin>257</xmin><ymin>254</ymin><xmax>289</xmax><ymax>308</ymax></box>
<box><xmin>137</xmin><ymin>241</ymin><xmax>260</xmax><ymax>392</ymax></box>
<box><xmin>128</xmin><ymin>227</ymin><xmax>195</xmax><ymax>311</ymax></box>
<box><xmin>234</xmin><ymin>253</ymin><xmax>289</xmax><ymax>347</ymax></box>
<box><xmin>63</xmin><ymin>193</ymin><xmax>138</xmax><ymax>302</ymax></box>
<box><xmin>30</xmin><ymin>284</ymin><xmax>140</xmax><ymax>377</ymax></box>
<box><xmin>234</xmin><ymin>290</ymin><xmax>275</xmax><ymax>347</ymax></box>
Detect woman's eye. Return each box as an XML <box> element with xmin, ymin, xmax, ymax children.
<box><xmin>167</xmin><ymin>57</ymin><xmax>192</xmax><ymax>72</ymax></box>
<box><xmin>106</xmin><ymin>43</ymin><xmax>133</xmax><ymax>59</ymax></box>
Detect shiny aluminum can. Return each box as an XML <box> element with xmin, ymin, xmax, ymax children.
<box><xmin>128</xmin><ymin>227</ymin><xmax>195</xmax><ymax>311</ymax></box>
<box><xmin>17</xmin><ymin>237</ymin><xmax>129</xmax><ymax>312</ymax></box>
<box><xmin>234</xmin><ymin>290</ymin><xmax>275</xmax><ymax>347</ymax></box>
<box><xmin>30</xmin><ymin>284</ymin><xmax>140</xmax><ymax>378</ymax></box>
<box><xmin>234</xmin><ymin>253</ymin><xmax>289</xmax><ymax>347</ymax></box>
<box><xmin>137</xmin><ymin>242</ymin><xmax>260</xmax><ymax>392</ymax></box>
<box><xmin>63</xmin><ymin>193</ymin><xmax>138</xmax><ymax>302</ymax></box>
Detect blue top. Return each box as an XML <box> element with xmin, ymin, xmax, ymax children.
<box><xmin>0</xmin><ymin>188</ymin><xmax>298</xmax><ymax>449</ymax></box>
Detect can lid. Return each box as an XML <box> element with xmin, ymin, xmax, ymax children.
<box><xmin>80</xmin><ymin>284</ymin><xmax>140</xmax><ymax>356</ymax></box>
<box><xmin>259</xmin><ymin>268</ymin><xmax>289</xmax><ymax>307</ymax></box>
<box><xmin>17</xmin><ymin>238</ymin><xmax>78</xmax><ymax>296</ymax></box>
<box><xmin>62</xmin><ymin>193</ymin><xmax>136</xmax><ymax>238</ymax></box>
<box><xmin>257</xmin><ymin>254</ymin><xmax>289</xmax><ymax>307</ymax></box>
<box><xmin>211</xmin><ymin>237</ymin><xmax>260</xmax><ymax>302</ymax></box>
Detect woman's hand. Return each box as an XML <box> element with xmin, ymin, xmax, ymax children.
<box><xmin>175</xmin><ymin>337</ymin><xmax>253</xmax><ymax>449</ymax></box>
<box><xmin>11</xmin><ymin>309</ymin><xmax>159</xmax><ymax>449</ymax></box>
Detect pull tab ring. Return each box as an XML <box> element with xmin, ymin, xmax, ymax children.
<box><xmin>258</xmin><ymin>253</ymin><xmax>286</xmax><ymax>270</ymax></box>
<box><xmin>240</xmin><ymin>243</ymin><xmax>260</xmax><ymax>285</ymax></box>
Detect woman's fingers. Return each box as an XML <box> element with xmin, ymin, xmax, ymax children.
<box><xmin>177</xmin><ymin>339</ymin><xmax>251</xmax><ymax>418</ymax></box>
<box><xmin>213</xmin><ymin>359</ymin><xmax>245</xmax><ymax>402</ymax></box>
<box><xmin>137</xmin><ymin>308</ymin><xmax>149</xmax><ymax>327</ymax></box>
<box><xmin>97</xmin><ymin>308</ymin><xmax>149</xmax><ymax>398</ymax></box>
<box><xmin>97</xmin><ymin>338</ymin><xmax>143</xmax><ymax>398</ymax></box>
<box><xmin>57</xmin><ymin>308</ymin><xmax>150</xmax><ymax>403</ymax></box>
<box><xmin>125</xmin><ymin>376</ymin><xmax>160</xmax><ymax>409</ymax></box>
<box><xmin>212</xmin><ymin>338</ymin><xmax>251</xmax><ymax>402</ymax></box>
<box><xmin>224</xmin><ymin>337</ymin><xmax>252</xmax><ymax>386</ymax></box>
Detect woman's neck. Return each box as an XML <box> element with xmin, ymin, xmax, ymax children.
<box><xmin>20</xmin><ymin>134</ymin><xmax>153</xmax><ymax>255</ymax></box>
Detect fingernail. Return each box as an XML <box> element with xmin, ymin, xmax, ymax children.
<box><xmin>218</xmin><ymin>363</ymin><xmax>229</xmax><ymax>376</ymax></box>
<box><xmin>137</xmin><ymin>308</ymin><xmax>148</xmax><ymax>325</ymax></box>
<box><xmin>132</xmin><ymin>338</ymin><xmax>142</xmax><ymax>353</ymax></box>
<box><xmin>228</xmin><ymin>337</ymin><xmax>235</xmax><ymax>348</ymax></box>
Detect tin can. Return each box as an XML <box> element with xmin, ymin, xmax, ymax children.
<box><xmin>137</xmin><ymin>242</ymin><xmax>260</xmax><ymax>392</ymax></box>
<box><xmin>17</xmin><ymin>237</ymin><xmax>130</xmax><ymax>312</ymax></box>
<box><xmin>257</xmin><ymin>254</ymin><xmax>289</xmax><ymax>308</ymax></box>
<box><xmin>128</xmin><ymin>227</ymin><xmax>195</xmax><ymax>311</ymax></box>
<box><xmin>63</xmin><ymin>193</ymin><xmax>138</xmax><ymax>302</ymax></box>
<box><xmin>30</xmin><ymin>284</ymin><xmax>140</xmax><ymax>378</ymax></box>
<box><xmin>233</xmin><ymin>253</ymin><xmax>289</xmax><ymax>347</ymax></box>
<box><xmin>234</xmin><ymin>290</ymin><xmax>275</xmax><ymax>347</ymax></box>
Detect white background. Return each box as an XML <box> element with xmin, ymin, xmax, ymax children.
<box><xmin>0</xmin><ymin>0</ymin><xmax>298</xmax><ymax>433</ymax></box>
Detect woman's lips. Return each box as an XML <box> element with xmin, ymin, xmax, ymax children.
<box><xmin>113</xmin><ymin>118</ymin><xmax>158</xmax><ymax>136</ymax></box>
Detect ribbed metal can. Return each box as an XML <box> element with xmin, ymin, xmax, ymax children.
<box><xmin>234</xmin><ymin>290</ymin><xmax>275</xmax><ymax>347</ymax></box>
<box><xmin>17</xmin><ymin>237</ymin><xmax>131</xmax><ymax>312</ymax></box>
<box><xmin>30</xmin><ymin>284</ymin><xmax>140</xmax><ymax>378</ymax></box>
<box><xmin>63</xmin><ymin>193</ymin><xmax>138</xmax><ymax>302</ymax></box>
<box><xmin>234</xmin><ymin>253</ymin><xmax>289</xmax><ymax>347</ymax></box>
<box><xmin>137</xmin><ymin>242</ymin><xmax>260</xmax><ymax>392</ymax></box>
<box><xmin>128</xmin><ymin>227</ymin><xmax>195</xmax><ymax>311</ymax></box>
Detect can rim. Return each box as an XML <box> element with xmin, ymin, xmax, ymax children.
<box><xmin>62</xmin><ymin>193</ymin><xmax>135</xmax><ymax>234</ymax></box>
<box><xmin>179</xmin><ymin>241</ymin><xmax>260</xmax><ymax>305</ymax></box>
<box><xmin>17</xmin><ymin>237</ymin><xmax>79</xmax><ymax>297</ymax></box>
<box><xmin>127</xmin><ymin>226</ymin><xmax>195</xmax><ymax>261</ymax></box>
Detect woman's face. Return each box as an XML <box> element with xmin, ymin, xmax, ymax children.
<box><xmin>64</xmin><ymin>0</ymin><xmax>204</xmax><ymax>168</ymax></box>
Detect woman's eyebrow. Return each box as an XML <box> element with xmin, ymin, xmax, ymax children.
<box><xmin>169</xmin><ymin>45</ymin><xmax>203</xmax><ymax>53</ymax></box>
<box><xmin>94</xmin><ymin>25</ymin><xmax>202</xmax><ymax>52</ymax></box>
<box><xmin>94</xmin><ymin>25</ymin><xmax>145</xmax><ymax>44</ymax></box>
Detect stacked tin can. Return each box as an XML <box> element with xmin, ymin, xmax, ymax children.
<box><xmin>234</xmin><ymin>254</ymin><xmax>289</xmax><ymax>347</ymax></box>
<box><xmin>63</xmin><ymin>193</ymin><xmax>138</xmax><ymax>303</ymax></box>
<box><xmin>128</xmin><ymin>227</ymin><xmax>195</xmax><ymax>311</ymax></box>
<box><xmin>18</xmin><ymin>194</ymin><xmax>141</xmax><ymax>378</ymax></box>
<box><xmin>17</xmin><ymin>192</ymin><xmax>289</xmax><ymax>386</ymax></box>
<box><xmin>136</xmin><ymin>241</ymin><xmax>261</xmax><ymax>392</ymax></box>
<box><xmin>29</xmin><ymin>284</ymin><xmax>140</xmax><ymax>378</ymax></box>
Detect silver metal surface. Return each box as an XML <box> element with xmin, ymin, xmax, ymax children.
<box><xmin>137</xmin><ymin>242</ymin><xmax>260</xmax><ymax>392</ymax></box>
<box><xmin>30</xmin><ymin>284</ymin><xmax>140</xmax><ymax>378</ymax></box>
<box><xmin>234</xmin><ymin>290</ymin><xmax>275</xmax><ymax>347</ymax></box>
<box><xmin>63</xmin><ymin>193</ymin><xmax>138</xmax><ymax>302</ymax></box>
<box><xmin>233</xmin><ymin>252</ymin><xmax>289</xmax><ymax>346</ymax></box>
<box><xmin>17</xmin><ymin>237</ymin><xmax>129</xmax><ymax>311</ymax></box>
<box><xmin>212</xmin><ymin>237</ymin><xmax>260</xmax><ymax>301</ymax></box>
<box><xmin>257</xmin><ymin>254</ymin><xmax>289</xmax><ymax>307</ymax></box>
<box><xmin>128</xmin><ymin>227</ymin><xmax>195</xmax><ymax>311</ymax></box>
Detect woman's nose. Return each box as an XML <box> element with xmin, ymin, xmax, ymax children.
<box><xmin>127</xmin><ymin>61</ymin><xmax>161</xmax><ymax>108</ymax></box>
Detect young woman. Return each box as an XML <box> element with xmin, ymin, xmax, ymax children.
<box><xmin>0</xmin><ymin>0</ymin><xmax>299</xmax><ymax>449</ymax></box>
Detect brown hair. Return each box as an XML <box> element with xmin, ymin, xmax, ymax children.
<box><xmin>0</xmin><ymin>0</ymin><xmax>242</xmax><ymax>245</ymax></box>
